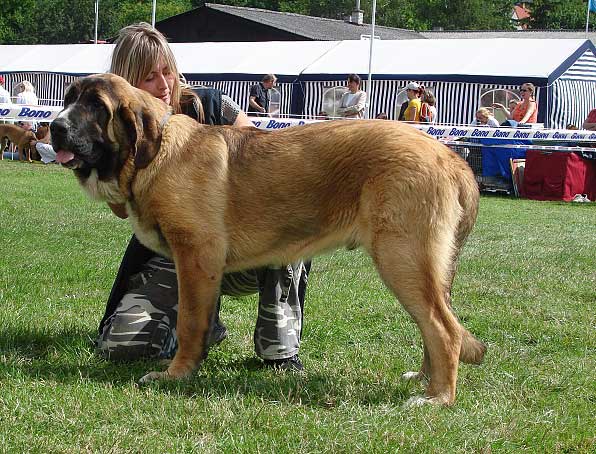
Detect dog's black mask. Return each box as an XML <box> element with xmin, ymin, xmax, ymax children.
<box><xmin>51</xmin><ymin>77</ymin><xmax>117</xmax><ymax>179</ymax></box>
<box><xmin>51</xmin><ymin>74</ymin><xmax>164</xmax><ymax>181</ymax></box>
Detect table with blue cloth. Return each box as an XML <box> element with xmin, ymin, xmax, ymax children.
<box><xmin>479</xmin><ymin>138</ymin><xmax>532</xmax><ymax>179</ymax></box>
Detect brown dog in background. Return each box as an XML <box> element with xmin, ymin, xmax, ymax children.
<box><xmin>51</xmin><ymin>74</ymin><xmax>485</xmax><ymax>406</ymax></box>
<box><xmin>0</xmin><ymin>124</ymin><xmax>36</xmax><ymax>161</ymax></box>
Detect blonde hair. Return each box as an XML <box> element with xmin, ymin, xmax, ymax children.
<box><xmin>476</xmin><ymin>107</ymin><xmax>492</xmax><ymax>121</ymax></box>
<box><xmin>110</xmin><ymin>23</ymin><xmax>184</xmax><ymax>113</ymax></box>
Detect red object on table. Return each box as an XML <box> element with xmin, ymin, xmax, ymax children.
<box><xmin>522</xmin><ymin>150</ymin><xmax>596</xmax><ymax>201</ymax></box>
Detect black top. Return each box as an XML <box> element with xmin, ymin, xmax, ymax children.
<box><xmin>181</xmin><ymin>87</ymin><xmax>223</xmax><ymax>125</ymax></box>
<box><xmin>248</xmin><ymin>82</ymin><xmax>270</xmax><ymax>114</ymax></box>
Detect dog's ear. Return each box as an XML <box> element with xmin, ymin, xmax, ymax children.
<box><xmin>63</xmin><ymin>79</ymin><xmax>82</xmax><ymax>107</ymax></box>
<box><xmin>118</xmin><ymin>105</ymin><xmax>162</xmax><ymax>169</ymax></box>
<box><xmin>134</xmin><ymin>108</ymin><xmax>162</xmax><ymax>169</ymax></box>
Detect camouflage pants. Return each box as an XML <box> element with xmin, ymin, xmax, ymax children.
<box><xmin>95</xmin><ymin>256</ymin><xmax>309</xmax><ymax>361</ymax></box>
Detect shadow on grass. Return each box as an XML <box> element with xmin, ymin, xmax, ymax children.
<box><xmin>0</xmin><ymin>327</ymin><xmax>412</xmax><ymax>408</ymax></box>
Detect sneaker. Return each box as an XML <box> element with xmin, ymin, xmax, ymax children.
<box><xmin>207</xmin><ymin>322</ymin><xmax>228</xmax><ymax>347</ymax></box>
<box><xmin>263</xmin><ymin>354</ymin><xmax>304</xmax><ymax>371</ymax></box>
<box><xmin>572</xmin><ymin>194</ymin><xmax>591</xmax><ymax>203</ymax></box>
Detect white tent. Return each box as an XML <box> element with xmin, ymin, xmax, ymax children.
<box><xmin>1</xmin><ymin>39</ymin><xmax>595</xmax><ymax>126</ymax></box>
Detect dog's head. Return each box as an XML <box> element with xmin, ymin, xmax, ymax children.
<box><xmin>51</xmin><ymin>73</ymin><xmax>169</xmax><ymax>182</ymax></box>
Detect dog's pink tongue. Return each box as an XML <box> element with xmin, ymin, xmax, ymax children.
<box><xmin>55</xmin><ymin>150</ymin><xmax>75</xmax><ymax>164</ymax></box>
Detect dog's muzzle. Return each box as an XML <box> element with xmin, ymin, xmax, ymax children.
<box><xmin>50</xmin><ymin>116</ymin><xmax>89</xmax><ymax>169</ymax></box>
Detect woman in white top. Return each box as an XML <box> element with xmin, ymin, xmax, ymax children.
<box><xmin>337</xmin><ymin>73</ymin><xmax>367</xmax><ymax>119</ymax></box>
<box><xmin>471</xmin><ymin>107</ymin><xmax>500</xmax><ymax>127</ymax></box>
<box><xmin>15</xmin><ymin>81</ymin><xmax>38</xmax><ymax>105</ymax></box>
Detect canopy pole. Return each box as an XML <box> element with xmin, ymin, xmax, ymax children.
<box><xmin>94</xmin><ymin>0</ymin><xmax>99</xmax><ymax>44</ymax></box>
<box><xmin>365</xmin><ymin>0</ymin><xmax>377</xmax><ymax>119</ymax></box>
<box><xmin>152</xmin><ymin>0</ymin><xmax>157</xmax><ymax>27</ymax></box>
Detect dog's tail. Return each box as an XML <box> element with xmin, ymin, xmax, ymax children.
<box><xmin>453</xmin><ymin>161</ymin><xmax>486</xmax><ymax>365</ymax></box>
<box><xmin>460</xmin><ymin>328</ymin><xmax>486</xmax><ymax>364</ymax></box>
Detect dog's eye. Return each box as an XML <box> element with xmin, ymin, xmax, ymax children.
<box><xmin>91</xmin><ymin>99</ymin><xmax>106</xmax><ymax>110</ymax></box>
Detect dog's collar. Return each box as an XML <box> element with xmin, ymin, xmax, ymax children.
<box><xmin>159</xmin><ymin>110</ymin><xmax>172</xmax><ymax>130</ymax></box>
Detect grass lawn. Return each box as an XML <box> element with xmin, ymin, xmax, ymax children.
<box><xmin>0</xmin><ymin>160</ymin><xmax>595</xmax><ymax>453</ymax></box>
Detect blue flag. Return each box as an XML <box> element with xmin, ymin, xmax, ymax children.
<box><xmin>591</xmin><ymin>0</ymin><xmax>596</xmax><ymax>13</ymax></box>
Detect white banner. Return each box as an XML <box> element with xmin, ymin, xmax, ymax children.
<box><xmin>2</xmin><ymin>105</ymin><xmax>595</xmax><ymax>143</ymax></box>
<box><xmin>248</xmin><ymin>116</ymin><xmax>596</xmax><ymax>142</ymax></box>
<box><xmin>0</xmin><ymin>103</ymin><xmax>62</xmax><ymax>122</ymax></box>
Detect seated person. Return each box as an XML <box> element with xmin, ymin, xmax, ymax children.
<box><xmin>337</xmin><ymin>74</ymin><xmax>367</xmax><ymax>119</ymax></box>
<box><xmin>29</xmin><ymin>122</ymin><xmax>56</xmax><ymax>164</ymax></box>
<box><xmin>492</xmin><ymin>83</ymin><xmax>538</xmax><ymax>126</ymax></box>
<box><xmin>471</xmin><ymin>108</ymin><xmax>500</xmax><ymax>127</ymax></box>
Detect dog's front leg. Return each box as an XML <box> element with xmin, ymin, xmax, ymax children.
<box><xmin>139</xmin><ymin>240</ymin><xmax>223</xmax><ymax>384</ymax></box>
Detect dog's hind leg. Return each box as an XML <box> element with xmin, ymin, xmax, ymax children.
<box><xmin>369</xmin><ymin>232</ymin><xmax>464</xmax><ymax>406</ymax></box>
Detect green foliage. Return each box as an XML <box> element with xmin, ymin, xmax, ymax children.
<box><xmin>415</xmin><ymin>0</ymin><xmax>515</xmax><ymax>30</ymax></box>
<box><xmin>2</xmin><ymin>0</ymin><xmax>594</xmax><ymax>44</ymax></box>
<box><xmin>521</xmin><ymin>0</ymin><xmax>594</xmax><ymax>30</ymax></box>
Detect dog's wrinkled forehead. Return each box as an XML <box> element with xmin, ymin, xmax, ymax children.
<box><xmin>64</xmin><ymin>74</ymin><xmax>131</xmax><ymax>110</ymax></box>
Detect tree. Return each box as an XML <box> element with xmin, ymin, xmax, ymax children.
<box><xmin>413</xmin><ymin>0</ymin><xmax>515</xmax><ymax>31</ymax></box>
<box><xmin>521</xmin><ymin>0</ymin><xmax>594</xmax><ymax>30</ymax></box>
<box><xmin>0</xmin><ymin>0</ymin><xmax>38</xmax><ymax>44</ymax></box>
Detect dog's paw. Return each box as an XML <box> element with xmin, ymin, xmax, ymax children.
<box><xmin>403</xmin><ymin>394</ymin><xmax>454</xmax><ymax>408</ymax></box>
<box><xmin>401</xmin><ymin>371</ymin><xmax>429</xmax><ymax>385</ymax></box>
<box><xmin>138</xmin><ymin>370</ymin><xmax>170</xmax><ymax>385</ymax></box>
<box><xmin>403</xmin><ymin>396</ymin><xmax>431</xmax><ymax>408</ymax></box>
<box><xmin>401</xmin><ymin>371</ymin><xmax>421</xmax><ymax>381</ymax></box>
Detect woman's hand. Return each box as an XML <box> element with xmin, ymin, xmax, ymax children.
<box><xmin>108</xmin><ymin>202</ymin><xmax>128</xmax><ymax>219</ymax></box>
<box><xmin>492</xmin><ymin>103</ymin><xmax>505</xmax><ymax>110</ymax></box>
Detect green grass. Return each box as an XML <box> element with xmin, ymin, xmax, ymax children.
<box><xmin>0</xmin><ymin>160</ymin><xmax>595</xmax><ymax>453</ymax></box>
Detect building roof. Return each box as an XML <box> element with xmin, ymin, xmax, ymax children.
<box><xmin>202</xmin><ymin>3</ymin><xmax>424</xmax><ymax>41</ymax></box>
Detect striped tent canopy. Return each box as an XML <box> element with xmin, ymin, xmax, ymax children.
<box><xmin>298</xmin><ymin>38</ymin><xmax>596</xmax><ymax>128</ymax></box>
<box><xmin>1</xmin><ymin>39</ymin><xmax>594</xmax><ymax>127</ymax></box>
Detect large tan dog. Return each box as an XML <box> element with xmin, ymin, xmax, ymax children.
<box><xmin>51</xmin><ymin>74</ymin><xmax>485</xmax><ymax>406</ymax></box>
<box><xmin>0</xmin><ymin>123</ymin><xmax>36</xmax><ymax>161</ymax></box>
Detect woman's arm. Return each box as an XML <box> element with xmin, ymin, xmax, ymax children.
<box><xmin>518</xmin><ymin>101</ymin><xmax>537</xmax><ymax>124</ymax></box>
<box><xmin>492</xmin><ymin>103</ymin><xmax>512</xmax><ymax>119</ymax></box>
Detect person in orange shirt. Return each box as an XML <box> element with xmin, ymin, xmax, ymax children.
<box><xmin>493</xmin><ymin>83</ymin><xmax>538</xmax><ymax>125</ymax></box>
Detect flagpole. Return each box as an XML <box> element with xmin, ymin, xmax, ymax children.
<box><xmin>587</xmin><ymin>0</ymin><xmax>591</xmax><ymax>36</ymax></box>
<box><xmin>152</xmin><ymin>0</ymin><xmax>157</xmax><ymax>27</ymax></box>
<box><xmin>365</xmin><ymin>0</ymin><xmax>377</xmax><ymax>120</ymax></box>
<box><xmin>94</xmin><ymin>0</ymin><xmax>99</xmax><ymax>44</ymax></box>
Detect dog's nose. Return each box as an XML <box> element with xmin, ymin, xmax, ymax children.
<box><xmin>50</xmin><ymin>118</ymin><xmax>68</xmax><ymax>138</ymax></box>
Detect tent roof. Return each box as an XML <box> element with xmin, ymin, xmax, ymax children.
<box><xmin>0</xmin><ymin>44</ymin><xmax>113</xmax><ymax>74</ymax></box>
<box><xmin>299</xmin><ymin>39</ymin><xmax>594</xmax><ymax>82</ymax></box>
<box><xmin>0</xmin><ymin>41</ymin><xmax>338</xmax><ymax>77</ymax></box>
<box><xmin>172</xmin><ymin>41</ymin><xmax>338</xmax><ymax>76</ymax></box>
<box><xmin>0</xmin><ymin>39</ymin><xmax>593</xmax><ymax>83</ymax></box>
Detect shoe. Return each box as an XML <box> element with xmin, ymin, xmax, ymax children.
<box><xmin>572</xmin><ymin>194</ymin><xmax>591</xmax><ymax>203</ymax></box>
<box><xmin>207</xmin><ymin>322</ymin><xmax>228</xmax><ymax>347</ymax></box>
<box><xmin>263</xmin><ymin>354</ymin><xmax>304</xmax><ymax>371</ymax></box>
